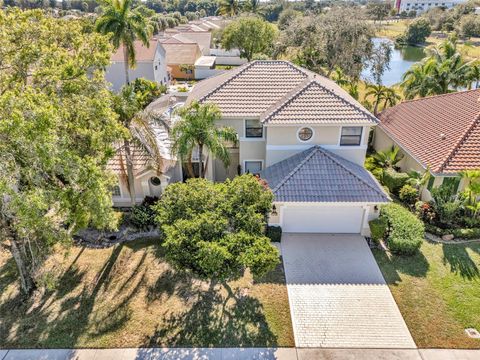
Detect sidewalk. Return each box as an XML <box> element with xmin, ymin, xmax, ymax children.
<box><xmin>1</xmin><ymin>348</ymin><xmax>479</xmax><ymax>360</ymax></box>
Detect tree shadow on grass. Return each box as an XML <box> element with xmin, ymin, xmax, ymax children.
<box><xmin>253</xmin><ymin>257</ymin><xmax>286</xmax><ymax>285</ymax></box>
<box><xmin>0</xmin><ymin>242</ymin><xmax>149</xmax><ymax>348</ymax></box>
<box><xmin>372</xmin><ymin>248</ymin><xmax>430</xmax><ymax>285</ymax></box>
<box><xmin>144</xmin><ymin>282</ymin><xmax>278</xmax><ymax>348</ymax></box>
<box><xmin>442</xmin><ymin>244</ymin><xmax>480</xmax><ymax>280</ymax></box>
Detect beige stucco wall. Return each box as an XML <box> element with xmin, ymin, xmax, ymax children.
<box><xmin>266</xmin><ymin>126</ymin><xmax>340</xmax><ymax>146</ymax></box>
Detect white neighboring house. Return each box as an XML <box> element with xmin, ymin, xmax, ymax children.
<box><xmin>105</xmin><ymin>40</ymin><xmax>169</xmax><ymax>92</ymax></box>
<box><xmin>396</xmin><ymin>0</ymin><xmax>468</xmax><ymax>14</ymax></box>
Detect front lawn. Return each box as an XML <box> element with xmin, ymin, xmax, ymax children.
<box><xmin>0</xmin><ymin>239</ymin><xmax>294</xmax><ymax>348</ymax></box>
<box><xmin>373</xmin><ymin>240</ymin><xmax>480</xmax><ymax>348</ymax></box>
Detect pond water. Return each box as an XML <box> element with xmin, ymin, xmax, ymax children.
<box><xmin>362</xmin><ymin>38</ymin><xmax>426</xmax><ymax>86</ymax></box>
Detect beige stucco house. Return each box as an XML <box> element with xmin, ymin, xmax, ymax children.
<box><xmin>110</xmin><ymin>61</ymin><xmax>389</xmax><ymax>235</ymax></box>
<box><xmin>105</xmin><ymin>40</ymin><xmax>169</xmax><ymax>92</ymax></box>
<box><xmin>374</xmin><ymin>89</ymin><xmax>480</xmax><ymax>199</ymax></box>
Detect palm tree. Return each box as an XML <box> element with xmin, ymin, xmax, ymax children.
<box><xmin>365</xmin><ymin>83</ymin><xmax>389</xmax><ymax>116</ymax></box>
<box><xmin>372</xmin><ymin>146</ymin><xmax>403</xmax><ymax>169</ymax></box>
<box><xmin>468</xmin><ymin>63</ymin><xmax>480</xmax><ymax>89</ymax></box>
<box><xmin>407</xmin><ymin>168</ymin><xmax>431</xmax><ymax>194</ymax></box>
<box><xmin>382</xmin><ymin>86</ymin><xmax>401</xmax><ymax>110</ymax></box>
<box><xmin>96</xmin><ymin>0</ymin><xmax>152</xmax><ymax>85</ymax></box>
<box><xmin>171</xmin><ymin>101</ymin><xmax>237</xmax><ymax>179</ymax></box>
<box><xmin>401</xmin><ymin>40</ymin><xmax>475</xmax><ymax>99</ymax></box>
<box><xmin>114</xmin><ymin>85</ymin><xmax>168</xmax><ymax>205</ymax></box>
<box><xmin>218</xmin><ymin>0</ymin><xmax>240</xmax><ymax>17</ymax></box>
<box><xmin>243</xmin><ymin>0</ymin><xmax>265</xmax><ymax>16</ymax></box>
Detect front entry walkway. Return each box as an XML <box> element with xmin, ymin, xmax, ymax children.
<box><xmin>281</xmin><ymin>233</ymin><xmax>416</xmax><ymax>348</ymax></box>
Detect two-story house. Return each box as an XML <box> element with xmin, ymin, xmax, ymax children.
<box><xmin>105</xmin><ymin>40</ymin><xmax>169</xmax><ymax>92</ymax></box>
<box><xmin>185</xmin><ymin>61</ymin><xmax>389</xmax><ymax>235</ymax></box>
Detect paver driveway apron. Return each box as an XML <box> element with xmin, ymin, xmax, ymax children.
<box><xmin>282</xmin><ymin>233</ymin><xmax>416</xmax><ymax>348</ymax></box>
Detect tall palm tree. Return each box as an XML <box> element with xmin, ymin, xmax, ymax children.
<box><xmin>401</xmin><ymin>63</ymin><xmax>435</xmax><ymax>99</ymax></box>
<box><xmin>218</xmin><ymin>0</ymin><xmax>240</xmax><ymax>17</ymax></box>
<box><xmin>96</xmin><ymin>0</ymin><xmax>152</xmax><ymax>85</ymax></box>
<box><xmin>114</xmin><ymin>85</ymin><xmax>168</xmax><ymax>205</ymax></box>
<box><xmin>382</xmin><ymin>86</ymin><xmax>401</xmax><ymax>110</ymax></box>
<box><xmin>365</xmin><ymin>83</ymin><xmax>389</xmax><ymax>116</ymax></box>
<box><xmin>468</xmin><ymin>63</ymin><xmax>480</xmax><ymax>89</ymax></box>
<box><xmin>171</xmin><ymin>101</ymin><xmax>238</xmax><ymax>179</ymax></box>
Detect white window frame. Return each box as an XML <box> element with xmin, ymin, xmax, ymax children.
<box><xmin>243</xmin><ymin>159</ymin><xmax>264</xmax><ymax>174</ymax></box>
<box><xmin>112</xmin><ymin>179</ymin><xmax>123</xmax><ymax>198</ymax></box>
<box><xmin>243</xmin><ymin>119</ymin><xmax>265</xmax><ymax>141</ymax></box>
<box><xmin>338</xmin><ymin>126</ymin><xmax>364</xmax><ymax>147</ymax></box>
<box><xmin>296</xmin><ymin>126</ymin><xmax>315</xmax><ymax>143</ymax></box>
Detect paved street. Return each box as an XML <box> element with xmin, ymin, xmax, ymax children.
<box><xmin>281</xmin><ymin>233</ymin><xmax>415</xmax><ymax>348</ymax></box>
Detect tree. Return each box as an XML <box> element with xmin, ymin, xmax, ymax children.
<box><xmin>401</xmin><ymin>40</ymin><xmax>475</xmax><ymax>98</ymax></box>
<box><xmin>113</xmin><ymin>82</ymin><xmax>168</xmax><ymax>206</ymax></box>
<box><xmin>218</xmin><ymin>0</ymin><xmax>240</xmax><ymax>17</ymax></box>
<box><xmin>154</xmin><ymin>175</ymin><xmax>279</xmax><ymax>285</ymax></box>
<box><xmin>221</xmin><ymin>16</ymin><xmax>278</xmax><ymax>61</ymax></box>
<box><xmin>0</xmin><ymin>9</ymin><xmax>124</xmax><ymax>295</ymax></box>
<box><xmin>368</xmin><ymin>40</ymin><xmax>392</xmax><ymax>85</ymax></box>
<box><xmin>277</xmin><ymin>8</ymin><xmax>300</xmax><ymax>30</ymax></box>
<box><xmin>468</xmin><ymin>63</ymin><xmax>480</xmax><ymax>89</ymax></box>
<box><xmin>366</xmin><ymin>1</ymin><xmax>392</xmax><ymax>22</ymax></box>
<box><xmin>407</xmin><ymin>168</ymin><xmax>431</xmax><ymax>194</ymax></box>
<box><xmin>276</xmin><ymin>8</ymin><xmax>374</xmax><ymax>78</ymax></box>
<box><xmin>397</xmin><ymin>18</ymin><xmax>431</xmax><ymax>45</ymax></box>
<box><xmin>366</xmin><ymin>84</ymin><xmax>389</xmax><ymax>116</ymax></box>
<box><xmin>171</xmin><ymin>101</ymin><xmax>237</xmax><ymax>179</ymax></box>
<box><xmin>96</xmin><ymin>0</ymin><xmax>152</xmax><ymax>85</ymax></box>
<box><xmin>242</xmin><ymin>0</ymin><xmax>264</xmax><ymax>16</ymax></box>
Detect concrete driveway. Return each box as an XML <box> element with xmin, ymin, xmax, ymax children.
<box><xmin>282</xmin><ymin>233</ymin><xmax>416</xmax><ymax>348</ymax></box>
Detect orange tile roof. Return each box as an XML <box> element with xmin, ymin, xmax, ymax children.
<box><xmin>378</xmin><ymin>89</ymin><xmax>480</xmax><ymax>174</ymax></box>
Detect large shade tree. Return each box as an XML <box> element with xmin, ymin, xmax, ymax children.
<box><xmin>96</xmin><ymin>0</ymin><xmax>152</xmax><ymax>84</ymax></box>
<box><xmin>275</xmin><ymin>8</ymin><xmax>374</xmax><ymax>78</ymax></box>
<box><xmin>171</xmin><ymin>101</ymin><xmax>237</xmax><ymax>179</ymax></box>
<box><xmin>221</xmin><ymin>16</ymin><xmax>278</xmax><ymax>61</ymax></box>
<box><xmin>154</xmin><ymin>175</ymin><xmax>279</xmax><ymax>288</ymax></box>
<box><xmin>0</xmin><ymin>9</ymin><xmax>124</xmax><ymax>295</ymax></box>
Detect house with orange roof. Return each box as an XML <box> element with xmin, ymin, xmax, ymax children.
<box><xmin>105</xmin><ymin>40</ymin><xmax>169</xmax><ymax>91</ymax></box>
<box><xmin>374</xmin><ymin>89</ymin><xmax>480</xmax><ymax>197</ymax></box>
<box><xmin>159</xmin><ymin>40</ymin><xmax>202</xmax><ymax>80</ymax></box>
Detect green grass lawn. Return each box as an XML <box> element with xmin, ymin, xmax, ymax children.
<box><xmin>0</xmin><ymin>239</ymin><xmax>294</xmax><ymax>348</ymax></box>
<box><xmin>373</xmin><ymin>240</ymin><xmax>480</xmax><ymax>348</ymax></box>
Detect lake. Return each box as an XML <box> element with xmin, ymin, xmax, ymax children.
<box><xmin>362</xmin><ymin>38</ymin><xmax>426</xmax><ymax>86</ymax></box>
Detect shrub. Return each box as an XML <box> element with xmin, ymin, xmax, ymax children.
<box><xmin>399</xmin><ymin>184</ymin><xmax>419</xmax><ymax>206</ymax></box>
<box><xmin>382</xmin><ymin>168</ymin><xmax>409</xmax><ymax>194</ymax></box>
<box><xmin>369</xmin><ymin>218</ymin><xmax>387</xmax><ymax>244</ymax></box>
<box><xmin>128</xmin><ymin>197</ymin><xmax>159</xmax><ymax>230</ymax></box>
<box><xmin>265</xmin><ymin>225</ymin><xmax>282</xmax><ymax>242</ymax></box>
<box><xmin>380</xmin><ymin>203</ymin><xmax>424</xmax><ymax>255</ymax></box>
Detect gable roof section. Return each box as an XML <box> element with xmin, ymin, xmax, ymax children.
<box><xmin>261</xmin><ymin>79</ymin><xmax>377</xmax><ymax>125</ymax></box>
<box><xmin>111</xmin><ymin>40</ymin><xmax>159</xmax><ymax>62</ymax></box>
<box><xmin>187</xmin><ymin>60</ymin><xmax>374</xmax><ymax>120</ymax></box>
<box><xmin>160</xmin><ymin>42</ymin><xmax>202</xmax><ymax>65</ymax></box>
<box><xmin>259</xmin><ymin>146</ymin><xmax>389</xmax><ymax>203</ymax></box>
<box><xmin>378</xmin><ymin>90</ymin><xmax>480</xmax><ymax>174</ymax></box>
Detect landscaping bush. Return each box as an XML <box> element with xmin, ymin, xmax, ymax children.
<box><xmin>380</xmin><ymin>203</ymin><xmax>424</xmax><ymax>255</ymax></box>
<box><xmin>399</xmin><ymin>184</ymin><xmax>419</xmax><ymax>206</ymax></box>
<box><xmin>382</xmin><ymin>168</ymin><xmax>409</xmax><ymax>194</ymax></box>
<box><xmin>128</xmin><ymin>197</ymin><xmax>158</xmax><ymax>230</ymax></box>
<box><xmin>265</xmin><ymin>225</ymin><xmax>282</xmax><ymax>242</ymax></box>
<box><xmin>369</xmin><ymin>218</ymin><xmax>387</xmax><ymax>244</ymax></box>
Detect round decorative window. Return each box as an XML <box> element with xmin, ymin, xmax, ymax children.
<box><xmin>298</xmin><ymin>127</ymin><xmax>313</xmax><ymax>142</ymax></box>
<box><xmin>150</xmin><ymin>176</ymin><xmax>161</xmax><ymax>186</ymax></box>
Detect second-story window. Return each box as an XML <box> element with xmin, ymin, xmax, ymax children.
<box><xmin>245</xmin><ymin>119</ymin><xmax>263</xmax><ymax>138</ymax></box>
<box><xmin>340</xmin><ymin>127</ymin><xmax>363</xmax><ymax>146</ymax></box>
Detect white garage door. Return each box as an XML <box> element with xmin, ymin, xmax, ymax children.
<box><xmin>282</xmin><ymin>206</ymin><xmax>365</xmax><ymax>233</ymax></box>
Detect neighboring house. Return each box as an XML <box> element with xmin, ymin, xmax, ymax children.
<box><xmin>194</xmin><ymin>56</ymin><xmax>226</xmax><ymax>80</ymax></box>
<box><xmin>163</xmin><ymin>28</ymin><xmax>212</xmax><ymax>55</ymax></box>
<box><xmin>395</xmin><ymin>0</ymin><xmax>468</xmax><ymax>14</ymax></box>
<box><xmin>374</xmin><ymin>89</ymin><xmax>480</xmax><ymax>199</ymax></box>
<box><xmin>159</xmin><ymin>40</ymin><xmax>202</xmax><ymax>80</ymax></box>
<box><xmin>185</xmin><ymin>60</ymin><xmax>389</xmax><ymax>235</ymax></box>
<box><xmin>105</xmin><ymin>40</ymin><xmax>169</xmax><ymax>92</ymax></box>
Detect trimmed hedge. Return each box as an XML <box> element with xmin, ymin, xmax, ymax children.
<box><xmin>380</xmin><ymin>203</ymin><xmax>424</xmax><ymax>255</ymax></box>
<box><xmin>399</xmin><ymin>184</ymin><xmax>418</xmax><ymax>206</ymax></box>
<box><xmin>382</xmin><ymin>168</ymin><xmax>409</xmax><ymax>194</ymax></box>
<box><xmin>369</xmin><ymin>218</ymin><xmax>387</xmax><ymax>244</ymax></box>
<box><xmin>265</xmin><ymin>225</ymin><xmax>282</xmax><ymax>242</ymax></box>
